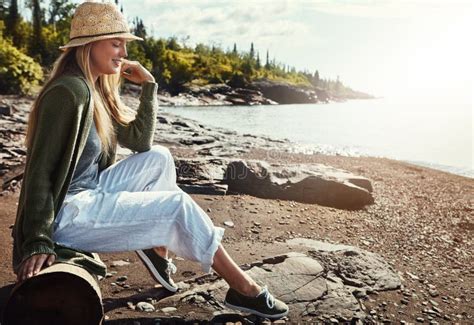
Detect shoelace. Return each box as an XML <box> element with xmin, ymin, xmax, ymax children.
<box><xmin>260</xmin><ymin>285</ymin><xmax>275</xmax><ymax>309</ymax></box>
<box><xmin>165</xmin><ymin>258</ymin><xmax>177</xmax><ymax>275</ymax></box>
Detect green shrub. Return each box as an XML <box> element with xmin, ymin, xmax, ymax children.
<box><xmin>0</xmin><ymin>37</ymin><xmax>43</xmax><ymax>95</ymax></box>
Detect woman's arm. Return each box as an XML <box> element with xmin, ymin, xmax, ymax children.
<box><xmin>19</xmin><ymin>83</ymin><xmax>85</xmax><ymax>279</ymax></box>
<box><xmin>115</xmin><ymin>59</ymin><xmax>158</xmax><ymax>152</ymax></box>
<box><xmin>115</xmin><ymin>81</ymin><xmax>158</xmax><ymax>152</ymax></box>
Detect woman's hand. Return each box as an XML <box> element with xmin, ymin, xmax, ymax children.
<box><xmin>120</xmin><ymin>59</ymin><xmax>155</xmax><ymax>85</ymax></box>
<box><xmin>16</xmin><ymin>254</ymin><xmax>55</xmax><ymax>283</ymax></box>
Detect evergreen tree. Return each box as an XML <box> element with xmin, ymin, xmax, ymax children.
<box><xmin>30</xmin><ymin>0</ymin><xmax>47</xmax><ymax>64</ymax></box>
<box><xmin>232</xmin><ymin>42</ymin><xmax>237</xmax><ymax>56</ymax></box>
<box><xmin>256</xmin><ymin>52</ymin><xmax>261</xmax><ymax>69</ymax></box>
<box><xmin>133</xmin><ymin>16</ymin><xmax>147</xmax><ymax>39</ymax></box>
<box><xmin>0</xmin><ymin>1</ymin><xmax>7</xmax><ymax>20</ymax></box>
<box><xmin>5</xmin><ymin>0</ymin><xmax>20</xmax><ymax>46</ymax></box>
<box><xmin>249</xmin><ymin>42</ymin><xmax>255</xmax><ymax>60</ymax></box>
<box><xmin>313</xmin><ymin>70</ymin><xmax>320</xmax><ymax>87</ymax></box>
<box><xmin>265</xmin><ymin>49</ymin><xmax>270</xmax><ymax>69</ymax></box>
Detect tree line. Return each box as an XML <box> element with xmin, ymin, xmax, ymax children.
<box><xmin>0</xmin><ymin>0</ymin><xmax>357</xmax><ymax>97</ymax></box>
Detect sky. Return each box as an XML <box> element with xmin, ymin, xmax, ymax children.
<box><xmin>23</xmin><ymin>0</ymin><xmax>474</xmax><ymax>100</ymax></box>
<box><xmin>122</xmin><ymin>0</ymin><xmax>473</xmax><ymax>100</ymax></box>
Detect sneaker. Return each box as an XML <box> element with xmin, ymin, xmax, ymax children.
<box><xmin>224</xmin><ymin>285</ymin><xmax>289</xmax><ymax>319</ymax></box>
<box><xmin>136</xmin><ymin>249</ymin><xmax>178</xmax><ymax>292</ymax></box>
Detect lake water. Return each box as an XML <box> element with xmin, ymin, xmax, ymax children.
<box><xmin>160</xmin><ymin>96</ymin><xmax>473</xmax><ymax>178</ymax></box>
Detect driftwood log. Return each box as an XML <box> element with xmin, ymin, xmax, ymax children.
<box><xmin>3</xmin><ymin>263</ymin><xmax>103</xmax><ymax>325</ymax></box>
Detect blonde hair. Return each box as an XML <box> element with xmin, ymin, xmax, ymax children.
<box><xmin>25</xmin><ymin>44</ymin><xmax>136</xmax><ymax>158</ymax></box>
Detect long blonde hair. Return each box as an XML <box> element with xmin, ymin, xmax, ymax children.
<box><xmin>25</xmin><ymin>44</ymin><xmax>136</xmax><ymax>158</ymax></box>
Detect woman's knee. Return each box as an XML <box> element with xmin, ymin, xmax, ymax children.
<box><xmin>145</xmin><ymin>145</ymin><xmax>174</xmax><ymax>164</ymax></box>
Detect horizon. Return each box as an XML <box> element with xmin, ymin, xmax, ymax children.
<box><xmin>19</xmin><ymin>0</ymin><xmax>473</xmax><ymax>102</ymax></box>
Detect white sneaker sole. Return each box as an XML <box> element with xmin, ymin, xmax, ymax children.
<box><xmin>224</xmin><ymin>301</ymin><xmax>289</xmax><ymax>319</ymax></box>
<box><xmin>136</xmin><ymin>250</ymin><xmax>178</xmax><ymax>293</ymax></box>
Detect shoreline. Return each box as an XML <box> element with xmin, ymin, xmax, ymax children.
<box><xmin>156</xmin><ymin>104</ymin><xmax>474</xmax><ymax>180</ymax></box>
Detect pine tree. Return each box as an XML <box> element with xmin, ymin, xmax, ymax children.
<box><xmin>232</xmin><ymin>42</ymin><xmax>237</xmax><ymax>56</ymax></box>
<box><xmin>5</xmin><ymin>0</ymin><xmax>21</xmax><ymax>47</ymax></box>
<box><xmin>313</xmin><ymin>70</ymin><xmax>320</xmax><ymax>87</ymax></box>
<box><xmin>265</xmin><ymin>49</ymin><xmax>270</xmax><ymax>69</ymax></box>
<box><xmin>249</xmin><ymin>42</ymin><xmax>255</xmax><ymax>60</ymax></box>
<box><xmin>0</xmin><ymin>1</ymin><xmax>7</xmax><ymax>20</ymax></box>
<box><xmin>133</xmin><ymin>16</ymin><xmax>147</xmax><ymax>39</ymax></box>
<box><xmin>256</xmin><ymin>52</ymin><xmax>261</xmax><ymax>69</ymax></box>
<box><xmin>30</xmin><ymin>0</ymin><xmax>47</xmax><ymax>64</ymax></box>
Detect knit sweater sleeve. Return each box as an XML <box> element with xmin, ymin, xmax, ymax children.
<box><xmin>21</xmin><ymin>84</ymin><xmax>83</xmax><ymax>261</ymax></box>
<box><xmin>116</xmin><ymin>81</ymin><xmax>158</xmax><ymax>152</ymax></box>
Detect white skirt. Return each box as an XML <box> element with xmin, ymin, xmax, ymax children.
<box><xmin>52</xmin><ymin>144</ymin><xmax>225</xmax><ymax>273</ymax></box>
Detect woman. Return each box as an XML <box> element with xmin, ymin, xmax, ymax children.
<box><xmin>11</xmin><ymin>1</ymin><xmax>288</xmax><ymax>320</ymax></box>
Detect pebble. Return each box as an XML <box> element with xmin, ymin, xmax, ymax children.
<box><xmin>223</xmin><ymin>220</ymin><xmax>234</xmax><ymax>228</ymax></box>
<box><xmin>136</xmin><ymin>302</ymin><xmax>155</xmax><ymax>312</ymax></box>
<box><xmin>127</xmin><ymin>301</ymin><xmax>135</xmax><ymax>310</ymax></box>
<box><xmin>117</xmin><ymin>275</ymin><xmax>128</xmax><ymax>282</ymax></box>
<box><xmin>406</xmin><ymin>271</ymin><xmax>420</xmax><ymax>280</ymax></box>
<box><xmin>416</xmin><ymin>317</ymin><xmax>424</xmax><ymax>322</ymax></box>
<box><xmin>111</xmin><ymin>260</ymin><xmax>130</xmax><ymax>267</ymax></box>
<box><xmin>429</xmin><ymin>299</ymin><xmax>439</xmax><ymax>306</ymax></box>
<box><xmin>429</xmin><ymin>289</ymin><xmax>439</xmax><ymax>297</ymax></box>
<box><xmin>161</xmin><ymin>307</ymin><xmax>177</xmax><ymax>313</ymax></box>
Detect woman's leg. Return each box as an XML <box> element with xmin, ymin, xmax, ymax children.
<box><xmin>55</xmin><ymin>145</ymin><xmax>259</xmax><ymax>296</ymax></box>
<box><xmin>212</xmin><ymin>244</ymin><xmax>261</xmax><ymax>297</ymax></box>
<box><xmin>98</xmin><ymin>145</ymin><xmax>181</xmax><ymax>258</ymax></box>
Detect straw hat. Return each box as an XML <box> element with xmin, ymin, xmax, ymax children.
<box><xmin>59</xmin><ymin>1</ymin><xmax>143</xmax><ymax>51</ymax></box>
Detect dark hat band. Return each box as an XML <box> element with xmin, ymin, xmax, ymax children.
<box><xmin>70</xmin><ymin>30</ymin><xmax>129</xmax><ymax>41</ymax></box>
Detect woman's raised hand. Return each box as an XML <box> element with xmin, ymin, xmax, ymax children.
<box><xmin>120</xmin><ymin>59</ymin><xmax>155</xmax><ymax>85</ymax></box>
<box><xmin>16</xmin><ymin>254</ymin><xmax>55</xmax><ymax>283</ymax></box>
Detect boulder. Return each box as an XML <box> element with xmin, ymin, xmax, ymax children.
<box><xmin>224</xmin><ymin>160</ymin><xmax>374</xmax><ymax>210</ymax></box>
<box><xmin>175</xmin><ymin>157</ymin><xmax>229</xmax><ymax>195</ymax></box>
<box><xmin>250</xmin><ymin>79</ymin><xmax>319</xmax><ymax>104</ymax></box>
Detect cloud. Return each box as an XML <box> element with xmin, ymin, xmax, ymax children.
<box><xmin>124</xmin><ymin>0</ymin><xmax>313</xmax><ymax>53</ymax></box>
<box><xmin>299</xmin><ymin>0</ymin><xmax>472</xmax><ymax>19</ymax></box>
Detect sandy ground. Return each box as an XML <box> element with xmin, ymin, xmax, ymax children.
<box><xmin>0</xmin><ymin>147</ymin><xmax>472</xmax><ymax>324</ymax></box>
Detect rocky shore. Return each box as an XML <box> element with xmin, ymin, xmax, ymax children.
<box><xmin>122</xmin><ymin>78</ymin><xmax>374</xmax><ymax>107</ymax></box>
<box><xmin>0</xmin><ymin>92</ymin><xmax>472</xmax><ymax>324</ymax></box>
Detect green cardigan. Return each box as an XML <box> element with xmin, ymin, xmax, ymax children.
<box><xmin>12</xmin><ymin>66</ymin><xmax>158</xmax><ymax>277</ymax></box>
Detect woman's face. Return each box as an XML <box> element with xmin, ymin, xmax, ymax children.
<box><xmin>90</xmin><ymin>38</ymin><xmax>128</xmax><ymax>78</ymax></box>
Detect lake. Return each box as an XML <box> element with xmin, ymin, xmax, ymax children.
<box><xmin>160</xmin><ymin>96</ymin><xmax>473</xmax><ymax>178</ymax></box>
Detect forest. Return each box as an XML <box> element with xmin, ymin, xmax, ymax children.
<box><xmin>0</xmin><ymin>0</ymin><xmax>359</xmax><ymax>97</ymax></box>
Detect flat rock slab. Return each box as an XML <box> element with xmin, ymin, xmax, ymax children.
<box><xmin>288</xmin><ymin>238</ymin><xmax>401</xmax><ymax>292</ymax></box>
<box><xmin>160</xmin><ymin>241</ymin><xmax>400</xmax><ymax>322</ymax></box>
<box><xmin>224</xmin><ymin>160</ymin><xmax>374</xmax><ymax>210</ymax></box>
